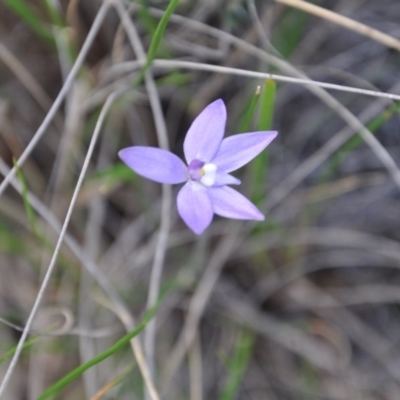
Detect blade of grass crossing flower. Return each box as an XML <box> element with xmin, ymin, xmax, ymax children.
<box><xmin>219</xmin><ymin>330</ymin><xmax>255</xmax><ymax>400</ymax></box>
<box><xmin>320</xmin><ymin>101</ymin><xmax>400</xmax><ymax>182</ymax></box>
<box><xmin>251</xmin><ymin>79</ymin><xmax>276</xmax><ymax>204</ymax></box>
<box><xmin>3</xmin><ymin>0</ymin><xmax>55</xmax><ymax>47</ymax></box>
<box><xmin>36</xmin><ymin>303</ymin><xmax>159</xmax><ymax>400</ymax></box>
<box><xmin>239</xmin><ymin>86</ymin><xmax>261</xmax><ymax>133</ymax></box>
<box><xmin>135</xmin><ymin>0</ymin><xmax>180</xmax><ymax>84</ymax></box>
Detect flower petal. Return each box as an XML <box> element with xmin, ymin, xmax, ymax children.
<box><xmin>211</xmin><ymin>131</ymin><xmax>278</xmax><ymax>172</ymax></box>
<box><xmin>177</xmin><ymin>181</ymin><xmax>213</xmax><ymax>234</ymax></box>
<box><xmin>183</xmin><ymin>99</ymin><xmax>227</xmax><ymax>164</ymax></box>
<box><xmin>213</xmin><ymin>171</ymin><xmax>241</xmax><ymax>186</ymax></box>
<box><xmin>119</xmin><ymin>146</ymin><xmax>188</xmax><ymax>184</ymax></box>
<box><xmin>208</xmin><ymin>186</ymin><xmax>264</xmax><ymax>220</ymax></box>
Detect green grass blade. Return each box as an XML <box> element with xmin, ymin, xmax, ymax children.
<box><xmin>239</xmin><ymin>86</ymin><xmax>261</xmax><ymax>133</ymax></box>
<box><xmin>13</xmin><ymin>158</ymin><xmax>39</xmax><ymax>236</ymax></box>
<box><xmin>0</xmin><ymin>335</ymin><xmax>39</xmax><ymax>365</ymax></box>
<box><xmin>137</xmin><ymin>0</ymin><xmax>159</xmax><ymax>39</ymax></box>
<box><xmin>0</xmin><ymin>222</ymin><xmax>24</xmax><ymax>253</ymax></box>
<box><xmin>3</xmin><ymin>0</ymin><xmax>55</xmax><ymax>47</ymax></box>
<box><xmin>320</xmin><ymin>101</ymin><xmax>400</xmax><ymax>182</ymax></box>
<box><xmin>251</xmin><ymin>79</ymin><xmax>276</xmax><ymax>204</ymax></box>
<box><xmin>143</xmin><ymin>0</ymin><xmax>178</xmax><ymax>67</ymax></box>
<box><xmin>272</xmin><ymin>8</ymin><xmax>308</xmax><ymax>58</ymax></box>
<box><xmin>156</xmin><ymin>70</ymin><xmax>189</xmax><ymax>86</ymax></box>
<box><xmin>135</xmin><ymin>0</ymin><xmax>180</xmax><ymax>84</ymax></box>
<box><xmin>259</xmin><ymin>79</ymin><xmax>276</xmax><ymax>131</ymax></box>
<box><xmin>135</xmin><ymin>0</ymin><xmax>172</xmax><ymax>58</ymax></box>
<box><xmin>42</xmin><ymin>0</ymin><xmax>65</xmax><ymax>28</ymax></box>
<box><xmin>36</xmin><ymin>304</ymin><xmax>159</xmax><ymax>400</ymax></box>
<box><xmin>8</xmin><ymin>165</ymin><xmax>74</xmax><ymax>274</ymax></box>
<box><xmin>219</xmin><ymin>330</ymin><xmax>255</xmax><ymax>400</ymax></box>
<box><xmin>90</xmin><ymin>163</ymin><xmax>139</xmax><ymax>189</ymax></box>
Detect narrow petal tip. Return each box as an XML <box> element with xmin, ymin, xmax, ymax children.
<box><xmin>253</xmin><ymin>210</ymin><xmax>265</xmax><ymax>221</ymax></box>
<box><xmin>208</xmin><ymin>186</ymin><xmax>265</xmax><ymax>221</ymax></box>
<box><xmin>213</xmin><ymin>98</ymin><xmax>225</xmax><ymax>107</ymax></box>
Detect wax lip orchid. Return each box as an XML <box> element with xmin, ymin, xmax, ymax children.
<box><xmin>119</xmin><ymin>99</ymin><xmax>278</xmax><ymax>235</ymax></box>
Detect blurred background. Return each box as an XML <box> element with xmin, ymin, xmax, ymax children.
<box><xmin>1</xmin><ymin>0</ymin><xmax>400</xmax><ymax>399</ymax></box>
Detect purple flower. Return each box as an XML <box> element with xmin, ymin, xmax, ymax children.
<box><xmin>119</xmin><ymin>99</ymin><xmax>278</xmax><ymax>235</ymax></box>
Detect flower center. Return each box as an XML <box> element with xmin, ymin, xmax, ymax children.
<box><xmin>188</xmin><ymin>159</ymin><xmax>217</xmax><ymax>187</ymax></box>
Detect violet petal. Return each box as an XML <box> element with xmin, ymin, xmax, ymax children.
<box><xmin>119</xmin><ymin>146</ymin><xmax>188</xmax><ymax>184</ymax></box>
<box><xmin>211</xmin><ymin>131</ymin><xmax>278</xmax><ymax>172</ymax></box>
<box><xmin>183</xmin><ymin>99</ymin><xmax>226</xmax><ymax>164</ymax></box>
<box><xmin>208</xmin><ymin>186</ymin><xmax>264</xmax><ymax>220</ymax></box>
<box><xmin>177</xmin><ymin>181</ymin><xmax>213</xmax><ymax>234</ymax></box>
<box><xmin>213</xmin><ymin>171</ymin><xmax>241</xmax><ymax>186</ymax></box>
